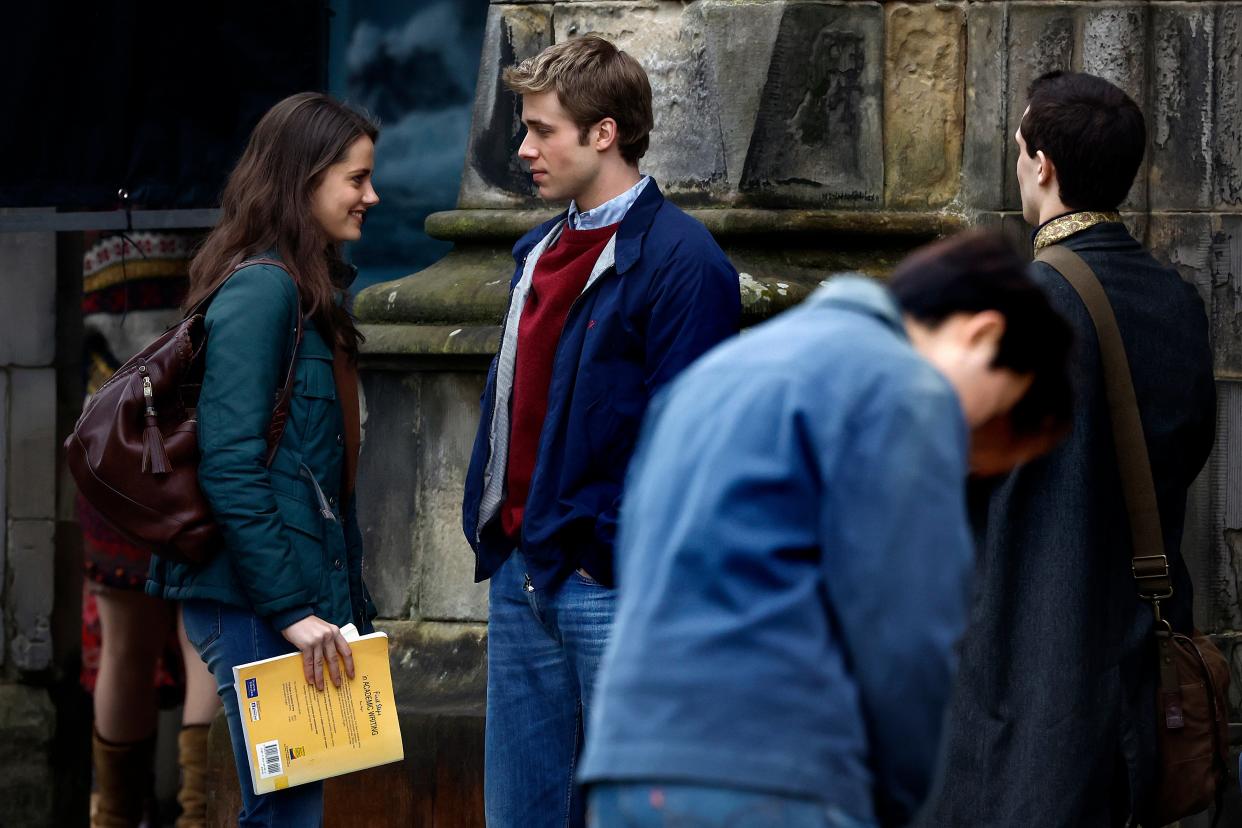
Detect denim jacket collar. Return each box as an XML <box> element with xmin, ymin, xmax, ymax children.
<box><xmin>805</xmin><ymin>275</ymin><xmax>907</xmax><ymax>340</ymax></box>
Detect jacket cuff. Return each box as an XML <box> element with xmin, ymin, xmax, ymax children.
<box><xmin>268</xmin><ymin>605</ymin><xmax>315</xmax><ymax>633</ymax></box>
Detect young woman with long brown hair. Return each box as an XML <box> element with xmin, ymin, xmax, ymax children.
<box><xmin>147</xmin><ymin>91</ymin><xmax>379</xmax><ymax>826</ymax></box>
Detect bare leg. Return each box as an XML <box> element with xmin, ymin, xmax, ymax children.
<box><xmin>175</xmin><ymin>604</ymin><xmax>220</xmax><ymax>828</ymax></box>
<box><xmin>178</xmin><ymin>605</ymin><xmax>221</xmax><ymax>726</ymax></box>
<box><xmin>92</xmin><ymin>582</ymin><xmax>172</xmax><ymax>743</ymax></box>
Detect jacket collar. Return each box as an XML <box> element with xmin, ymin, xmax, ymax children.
<box><xmin>1032</xmin><ymin>210</ymin><xmax>1122</xmax><ymax>252</ymax></box>
<box><xmin>612</xmin><ymin>177</ymin><xmax>664</xmax><ymax>275</ymax></box>
<box><xmin>512</xmin><ymin>178</ymin><xmax>666</xmax><ymax>276</ymax></box>
<box><xmin>805</xmin><ymin>275</ymin><xmax>908</xmax><ymax>340</ymax></box>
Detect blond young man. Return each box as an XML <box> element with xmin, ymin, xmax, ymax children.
<box><xmin>460</xmin><ymin>35</ymin><xmax>740</xmax><ymax>827</ymax></box>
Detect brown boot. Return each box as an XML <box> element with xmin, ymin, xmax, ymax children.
<box><xmin>91</xmin><ymin>729</ymin><xmax>153</xmax><ymax>828</ymax></box>
<box><xmin>175</xmin><ymin>724</ymin><xmax>210</xmax><ymax>828</ymax></box>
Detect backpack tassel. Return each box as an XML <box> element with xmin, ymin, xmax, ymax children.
<box><xmin>140</xmin><ymin>374</ymin><xmax>171</xmax><ymax>474</ymax></box>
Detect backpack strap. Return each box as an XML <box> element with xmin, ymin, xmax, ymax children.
<box><xmin>1034</xmin><ymin>245</ymin><xmax>1172</xmax><ymax>604</ymax></box>
<box><xmin>188</xmin><ymin>257</ymin><xmax>303</xmax><ymax>468</ymax></box>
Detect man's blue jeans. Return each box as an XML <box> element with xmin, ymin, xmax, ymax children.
<box><xmin>486</xmin><ymin>551</ymin><xmax>617</xmax><ymax>828</ymax></box>
<box><xmin>181</xmin><ymin>599</ymin><xmax>324</xmax><ymax>827</ymax></box>
<box><xmin>587</xmin><ymin>783</ymin><xmax>880</xmax><ymax>828</ymax></box>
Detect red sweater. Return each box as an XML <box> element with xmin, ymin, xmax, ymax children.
<box><xmin>501</xmin><ymin>222</ymin><xmax>618</xmax><ymax>538</ymax></box>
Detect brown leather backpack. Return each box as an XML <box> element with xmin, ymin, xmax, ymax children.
<box><xmin>1037</xmin><ymin>246</ymin><xmax>1230</xmax><ymax>826</ymax></box>
<box><xmin>65</xmin><ymin>258</ymin><xmax>302</xmax><ymax>565</ymax></box>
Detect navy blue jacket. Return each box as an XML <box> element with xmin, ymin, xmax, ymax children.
<box><xmin>922</xmin><ymin>222</ymin><xmax>1216</xmax><ymax>826</ymax></box>
<box><xmin>462</xmin><ymin>181</ymin><xmax>740</xmax><ymax>588</ymax></box>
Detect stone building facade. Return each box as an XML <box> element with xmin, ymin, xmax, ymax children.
<box><xmin>1</xmin><ymin>2</ymin><xmax>1238</xmax><ymax>826</ymax></box>
<box><xmin>344</xmin><ymin>0</ymin><xmax>1242</xmax><ymax>822</ymax></box>
<box><xmin>0</xmin><ymin>211</ymin><xmax>61</xmax><ymax>825</ymax></box>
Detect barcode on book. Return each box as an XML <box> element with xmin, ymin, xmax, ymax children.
<box><xmin>256</xmin><ymin>740</ymin><xmax>283</xmax><ymax>779</ymax></box>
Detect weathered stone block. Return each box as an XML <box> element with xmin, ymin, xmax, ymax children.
<box><xmin>554</xmin><ymin>2</ymin><xmax>728</xmax><ymax>202</ymax></box>
<box><xmin>961</xmin><ymin>2</ymin><xmax>1008</xmax><ymax>210</ymax></box>
<box><xmin>740</xmin><ymin>1</ymin><xmax>884</xmax><ymax>207</ymax></box>
<box><xmin>1216</xmin><ymin>3</ymin><xmax>1242</xmax><ymax>207</ymax></box>
<box><xmin>1004</xmin><ymin>4</ymin><xmax>1076</xmax><ymax>210</ymax></box>
<box><xmin>1150</xmin><ymin>4</ymin><xmax>1215</xmax><ymax>210</ymax></box>
<box><xmin>458</xmin><ymin>3</ymin><xmax>554</xmax><ymax>208</ymax></box>
<box><xmin>383</xmin><ymin>620</ymin><xmax>487</xmax><ymax>711</ymax></box>
<box><xmin>0</xmin><ymin>212</ymin><xmax>55</xmax><ymax>367</ymax></box>
<box><xmin>7</xmin><ymin>520</ymin><xmax>54</xmax><ymax>671</ymax></box>
<box><xmin>7</xmin><ymin>368</ymin><xmax>56</xmax><ymax>520</ymax></box>
<box><xmin>1207</xmin><ymin>214</ymin><xmax>1242</xmax><ymax>379</ymax></box>
<box><xmin>1181</xmin><ymin>444</ymin><xmax>1219</xmax><ymax>631</ymax></box>
<box><xmin>1080</xmin><ymin>3</ymin><xmax>1148</xmax><ymax>211</ymax></box>
<box><xmin>699</xmin><ymin>0</ymin><xmax>785</xmax><ymax>194</ymax></box>
<box><xmin>0</xmin><ymin>685</ymin><xmax>54</xmax><ymax>826</ymax></box>
<box><xmin>414</xmin><ymin>373</ymin><xmax>489</xmax><ymax>623</ymax></box>
<box><xmin>0</xmin><ymin>371</ymin><xmax>7</xmax><ymax>665</ymax></box>
<box><xmin>884</xmin><ymin>2</ymin><xmax>964</xmax><ymax>208</ymax></box>
<box><xmin>999</xmin><ymin>212</ymin><xmax>1033</xmax><ymax>259</ymax></box>
<box><xmin>357</xmin><ymin>372</ymin><xmax>419</xmax><ymax>618</ymax></box>
<box><xmin>1182</xmin><ymin>380</ymin><xmax>1242</xmax><ymax>642</ymax></box>
<box><xmin>0</xmin><ymin>684</ymin><xmax>54</xmax><ymax>747</ymax></box>
<box><xmin>1147</xmin><ymin>212</ymin><xmax>1214</xmax><ymax>303</ymax></box>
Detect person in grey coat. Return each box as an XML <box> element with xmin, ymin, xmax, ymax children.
<box><xmin>920</xmin><ymin>71</ymin><xmax>1216</xmax><ymax>827</ymax></box>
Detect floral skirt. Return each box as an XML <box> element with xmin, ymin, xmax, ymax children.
<box><xmin>78</xmin><ymin>495</ymin><xmax>183</xmax><ymax>703</ymax></box>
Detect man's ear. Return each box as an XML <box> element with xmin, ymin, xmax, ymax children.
<box><xmin>593</xmin><ymin>118</ymin><xmax>619</xmax><ymax>152</ymax></box>
<box><xmin>965</xmin><ymin>310</ymin><xmax>1006</xmax><ymax>358</ymax></box>
<box><xmin>1035</xmin><ymin>150</ymin><xmax>1056</xmax><ymax>188</ymax></box>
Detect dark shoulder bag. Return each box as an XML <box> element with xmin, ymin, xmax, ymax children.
<box><xmin>65</xmin><ymin>258</ymin><xmax>303</xmax><ymax>565</ymax></box>
<box><xmin>1037</xmin><ymin>245</ymin><xmax>1230</xmax><ymax>826</ymax></box>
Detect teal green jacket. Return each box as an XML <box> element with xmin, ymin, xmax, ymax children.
<box><xmin>147</xmin><ymin>259</ymin><xmax>376</xmax><ymax>633</ymax></box>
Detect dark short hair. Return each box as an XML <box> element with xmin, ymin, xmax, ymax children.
<box><xmin>889</xmin><ymin>230</ymin><xmax>1074</xmax><ymax>439</ymax></box>
<box><xmin>1020</xmin><ymin>70</ymin><xmax>1145</xmax><ymax>210</ymax></box>
<box><xmin>503</xmin><ymin>35</ymin><xmax>654</xmax><ymax>164</ymax></box>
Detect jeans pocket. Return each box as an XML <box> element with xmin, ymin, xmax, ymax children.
<box><xmin>180</xmin><ymin>599</ymin><xmax>223</xmax><ymax>653</ymax></box>
<box><xmin>574</xmin><ymin>567</ymin><xmax>603</xmax><ymax>587</ymax></box>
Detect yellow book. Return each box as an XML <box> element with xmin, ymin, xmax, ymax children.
<box><xmin>231</xmin><ymin>625</ymin><xmax>404</xmax><ymax>795</ymax></box>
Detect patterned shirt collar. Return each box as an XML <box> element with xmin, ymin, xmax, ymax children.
<box><xmin>568</xmin><ymin>176</ymin><xmax>651</xmax><ymax>230</ymax></box>
<box><xmin>1032</xmin><ymin>210</ymin><xmax>1122</xmax><ymax>251</ymax></box>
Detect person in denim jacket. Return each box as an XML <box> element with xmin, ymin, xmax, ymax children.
<box><xmin>147</xmin><ymin>92</ymin><xmax>380</xmax><ymax>827</ymax></box>
<box><xmin>580</xmin><ymin>233</ymin><xmax>1075</xmax><ymax>828</ymax></box>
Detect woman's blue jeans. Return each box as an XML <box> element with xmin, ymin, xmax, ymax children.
<box><xmin>587</xmin><ymin>783</ymin><xmax>880</xmax><ymax>828</ymax></box>
<box><xmin>181</xmin><ymin>599</ymin><xmax>324</xmax><ymax>827</ymax></box>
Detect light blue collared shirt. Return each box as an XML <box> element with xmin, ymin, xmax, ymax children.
<box><xmin>567</xmin><ymin>175</ymin><xmax>651</xmax><ymax>230</ymax></box>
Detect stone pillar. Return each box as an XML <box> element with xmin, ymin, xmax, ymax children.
<box><xmin>348</xmin><ymin>1</ymin><xmax>1242</xmax><ymax>821</ymax></box>
<box><xmin>0</xmin><ymin>209</ymin><xmax>58</xmax><ymax>827</ymax></box>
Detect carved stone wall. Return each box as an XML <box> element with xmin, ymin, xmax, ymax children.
<box><xmin>352</xmin><ymin>4</ymin><xmax>1242</xmax><ymax>812</ymax></box>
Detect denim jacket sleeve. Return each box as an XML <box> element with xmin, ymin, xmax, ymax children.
<box><xmin>819</xmin><ymin>372</ymin><xmax>973</xmax><ymax>825</ymax></box>
<box><xmin>197</xmin><ymin>264</ymin><xmax>315</xmax><ymax>628</ymax></box>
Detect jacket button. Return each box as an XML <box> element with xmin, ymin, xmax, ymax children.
<box><xmin>336</xmin><ymin>433</ymin><xmax>343</xmax><ymax>446</ymax></box>
<box><xmin>334</xmin><ymin>559</ymin><xmax>343</xmax><ymax>570</ymax></box>
<box><xmin>329</xmin><ymin>495</ymin><xmax>337</xmax><ymax>507</ymax></box>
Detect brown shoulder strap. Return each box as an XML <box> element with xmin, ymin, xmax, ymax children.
<box><xmin>1035</xmin><ymin>245</ymin><xmax>1171</xmax><ymax>601</ymax></box>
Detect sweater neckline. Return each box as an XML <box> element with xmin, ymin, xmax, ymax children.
<box><xmin>555</xmin><ymin>221</ymin><xmax>620</xmax><ymax>246</ymax></box>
